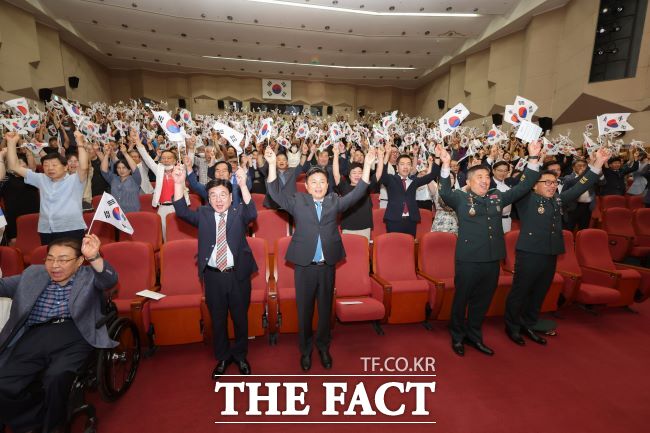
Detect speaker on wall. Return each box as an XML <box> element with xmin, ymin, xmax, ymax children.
<box><xmin>68</xmin><ymin>76</ymin><xmax>80</xmax><ymax>89</ymax></box>
<box><xmin>326</xmin><ymin>106</ymin><xmax>333</xmax><ymax>115</ymax></box>
<box><xmin>217</xmin><ymin>100</ymin><xmax>225</xmax><ymax>110</ymax></box>
<box><xmin>38</xmin><ymin>88</ymin><xmax>53</xmax><ymax>102</ymax></box>
<box><xmin>358</xmin><ymin>108</ymin><xmax>366</xmax><ymax>117</ymax></box>
<box><xmin>492</xmin><ymin>113</ymin><xmax>503</xmax><ymax>126</ymax></box>
<box><xmin>437</xmin><ymin>99</ymin><xmax>445</xmax><ymax>110</ymax></box>
<box><xmin>538</xmin><ymin>117</ymin><xmax>553</xmax><ymax>132</ymax></box>
<box><xmin>178</xmin><ymin>98</ymin><xmax>187</xmax><ymax>109</ymax></box>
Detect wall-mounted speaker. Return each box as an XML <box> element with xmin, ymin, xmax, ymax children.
<box><xmin>68</xmin><ymin>76</ymin><xmax>80</xmax><ymax>89</ymax></box>
<box><xmin>326</xmin><ymin>106</ymin><xmax>333</xmax><ymax>115</ymax></box>
<box><xmin>491</xmin><ymin>113</ymin><xmax>503</xmax><ymax>126</ymax></box>
<box><xmin>538</xmin><ymin>116</ymin><xmax>553</xmax><ymax>132</ymax></box>
<box><xmin>38</xmin><ymin>88</ymin><xmax>53</xmax><ymax>102</ymax></box>
<box><xmin>437</xmin><ymin>99</ymin><xmax>445</xmax><ymax>110</ymax></box>
<box><xmin>178</xmin><ymin>98</ymin><xmax>187</xmax><ymax>109</ymax></box>
<box><xmin>358</xmin><ymin>108</ymin><xmax>366</xmax><ymax>117</ymax></box>
<box><xmin>217</xmin><ymin>100</ymin><xmax>225</xmax><ymax>110</ymax></box>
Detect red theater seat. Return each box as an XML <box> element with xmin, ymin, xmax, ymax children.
<box><xmin>371</xmin><ymin>208</ymin><xmax>386</xmax><ymax>241</ymax></box>
<box><xmin>417</xmin><ymin>232</ymin><xmax>456</xmax><ymax>321</ymax></box>
<box><xmin>0</xmin><ymin>246</ymin><xmax>24</xmax><ymax>276</ymax></box>
<box><xmin>370</xmin><ymin>193</ymin><xmax>380</xmax><ymax>209</ymax></box>
<box><xmin>633</xmin><ymin>208</ymin><xmax>650</xmax><ymax>248</ymax></box>
<box><xmin>15</xmin><ymin>214</ymin><xmax>41</xmax><ymax>265</ymax></box>
<box><xmin>150</xmin><ymin>240</ymin><xmax>204</xmax><ymax>345</ymax></box>
<box><xmin>28</xmin><ymin>245</ymin><xmax>48</xmax><ymax>266</ymax></box>
<box><xmin>83</xmin><ymin>213</ymin><xmax>116</xmax><ymax>245</ymax></box>
<box><xmin>626</xmin><ymin>195</ymin><xmax>644</xmax><ymax>210</ymax></box>
<box><xmin>165</xmin><ymin>213</ymin><xmax>198</xmax><ymax>242</ymax></box>
<box><xmin>372</xmin><ymin>233</ymin><xmax>432</xmax><ymax>324</ymax></box>
<box><xmin>119</xmin><ymin>212</ymin><xmax>163</xmax><ymax>253</ymax></box>
<box><xmin>600</xmin><ymin>195</ymin><xmax>627</xmax><ymax>210</ymax></box>
<box><xmin>138</xmin><ymin>194</ymin><xmax>156</xmax><ymax>213</ymax></box>
<box><xmin>602</xmin><ymin>207</ymin><xmax>650</xmax><ymax>261</ymax></box>
<box><xmin>189</xmin><ymin>193</ymin><xmax>202</xmax><ymax>210</ymax></box>
<box><xmin>251</xmin><ymin>193</ymin><xmax>266</xmax><ymax>210</ymax></box>
<box><xmin>250</xmin><ymin>209</ymin><xmax>291</xmax><ymax>248</ymax></box>
<box><xmin>415</xmin><ymin>209</ymin><xmax>433</xmax><ymax>240</ymax></box>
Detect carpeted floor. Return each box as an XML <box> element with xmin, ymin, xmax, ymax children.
<box><xmin>91</xmin><ymin>301</ymin><xmax>650</xmax><ymax>433</ymax></box>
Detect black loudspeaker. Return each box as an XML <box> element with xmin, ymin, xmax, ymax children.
<box><xmin>437</xmin><ymin>99</ymin><xmax>445</xmax><ymax>110</ymax></box>
<box><xmin>358</xmin><ymin>108</ymin><xmax>365</xmax><ymax>117</ymax></box>
<box><xmin>38</xmin><ymin>88</ymin><xmax>53</xmax><ymax>102</ymax></box>
<box><xmin>492</xmin><ymin>113</ymin><xmax>503</xmax><ymax>126</ymax></box>
<box><xmin>327</xmin><ymin>106</ymin><xmax>333</xmax><ymax>115</ymax></box>
<box><xmin>68</xmin><ymin>76</ymin><xmax>80</xmax><ymax>89</ymax></box>
<box><xmin>538</xmin><ymin>117</ymin><xmax>553</xmax><ymax>132</ymax></box>
<box><xmin>217</xmin><ymin>100</ymin><xmax>225</xmax><ymax>110</ymax></box>
<box><xmin>178</xmin><ymin>98</ymin><xmax>187</xmax><ymax>109</ymax></box>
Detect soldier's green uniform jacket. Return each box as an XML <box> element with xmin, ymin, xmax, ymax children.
<box><xmin>439</xmin><ymin>166</ymin><xmax>541</xmax><ymax>262</ymax></box>
<box><xmin>515</xmin><ymin>168</ymin><xmax>601</xmax><ymax>255</ymax></box>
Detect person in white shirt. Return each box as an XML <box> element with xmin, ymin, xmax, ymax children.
<box><xmin>491</xmin><ymin>161</ymin><xmax>513</xmax><ymax>232</ymax></box>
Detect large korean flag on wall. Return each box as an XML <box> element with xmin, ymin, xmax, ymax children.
<box><xmin>262</xmin><ymin>78</ymin><xmax>291</xmax><ymax>100</ymax></box>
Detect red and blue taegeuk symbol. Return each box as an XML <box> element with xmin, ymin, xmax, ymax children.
<box><xmin>487</xmin><ymin>130</ymin><xmax>497</xmax><ymax>139</ymax></box>
<box><xmin>511</xmin><ymin>114</ymin><xmax>520</xmax><ymax>123</ymax></box>
<box><xmin>606</xmin><ymin>118</ymin><xmax>618</xmax><ymax>128</ymax></box>
<box><xmin>448</xmin><ymin>116</ymin><xmax>461</xmax><ymax>128</ymax></box>
<box><xmin>71</xmin><ymin>105</ymin><xmax>81</xmax><ymax>115</ymax></box>
<box><xmin>272</xmin><ymin>84</ymin><xmax>282</xmax><ymax>94</ymax></box>
<box><xmin>166</xmin><ymin>119</ymin><xmax>181</xmax><ymax>133</ymax></box>
<box><xmin>260</xmin><ymin>124</ymin><xmax>269</xmax><ymax>136</ymax></box>
<box><xmin>29</xmin><ymin>119</ymin><xmax>39</xmax><ymax>128</ymax></box>
<box><xmin>183</xmin><ymin>112</ymin><xmax>190</xmax><ymax>122</ymax></box>
<box><xmin>17</xmin><ymin>105</ymin><xmax>29</xmax><ymax>116</ymax></box>
<box><xmin>112</xmin><ymin>207</ymin><xmax>122</xmax><ymax>220</ymax></box>
<box><xmin>518</xmin><ymin>107</ymin><xmax>528</xmax><ymax>118</ymax></box>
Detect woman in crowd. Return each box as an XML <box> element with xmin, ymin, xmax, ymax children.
<box><xmin>429</xmin><ymin>171</ymin><xmax>459</xmax><ymax>234</ymax></box>
<box><xmin>100</xmin><ymin>142</ymin><xmax>141</xmax><ymax>213</ymax></box>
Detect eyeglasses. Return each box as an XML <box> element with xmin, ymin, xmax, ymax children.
<box><xmin>537</xmin><ymin>180</ymin><xmax>559</xmax><ymax>186</ymax></box>
<box><xmin>45</xmin><ymin>257</ymin><xmax>78</xmax><ymax>266</ymax></box>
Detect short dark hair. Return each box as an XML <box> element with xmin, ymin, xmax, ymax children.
<box><xmin>305</xmin><ymin>166</ymin><xmax>328</xmax><ymax>181</ymax></box>
<box><xmin>572</xmin><ymin>157</ymin><xmax>588</xmax><ymax>166</ymax></box>
<box><xmin>160</xmin><ymin>149</ymin><xmax>178</xmax><ymax>161</ymax></box>
<box><xmin>47</xmin><ymin>237</ymin><xmax>82</xmax><ymax>257</ymax></box>
<box><xmin>542</xmin><ymin>160</ymin><xmax>561</xmax><ymax>170</ymax></box>
<box><xmin>205</xmin><ymin>178</ymin><xmax>233</xmax><ymax>194</ymax></box>
<box><xmin>492</xmin><ymin>161</ymin><xmax>509</xmax><ymax>171</ymax></box>
<box><xmin>467</xmin><ymin>165</ymin><xmax>490</xmax><ymax>178</ymax></box>
<box><xmin>215</xmin><ymin>160</ymin><xmax>232</xmax><ymax>174</ymax></box>
<box><xmin>608</xmin><ymin>156</ymin><xmax>622</xmax><ymax>164</ymax></box>
<box><xmin>113</xmin><ymin>158</ymin><xmax>132</xmax><ymax>174</ymax></box>
<box><xmin>539</xmin><ymin>169</ymin><xmax>558</xmax><ymax>179</ymax></box>
<box><xmin>41</xmin><ymin>152</ymin><xmax>68</xmax><ymax>166</ymax></box>
<box><xmin>348</xmin><ymin>162</ymin><xmax>363</xmax><ymax>172</ymax></box>
<box><xmin>48</xmin><ymin>136</ymin><xmax>58</xmax><ymax>144</ymax></box>
<box><xmin>396</xmin><ymin>154</ymin><xmax>412</xmax><ymax>165</ymax></box>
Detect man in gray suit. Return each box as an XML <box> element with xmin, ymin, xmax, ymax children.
<box><xmin>0</xmin><ymin>234</ymin><xmax>118</xmax><ymax>433</ymax></box>
<box><xmin>264</xmin><ymin>145</ymin><xmax>376</xmax><ymax>371</ymax></box>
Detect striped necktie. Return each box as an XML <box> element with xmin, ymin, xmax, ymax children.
<box><xmin>216</xmin><ymin>213</ymin><xmax>228</xmax><ymax>271</ymax></box>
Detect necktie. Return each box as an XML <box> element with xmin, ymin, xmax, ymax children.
<box><xmin>401</xmin><ymin>178</ymin><xmax>409</xmax><ymax>214</ymax></box>
<box><xmin>313</xmin><ymin>201</ymin><xmax>324</xmax><ymax>262</ymax></box>
<box><xmin>216</xmin><ymin>213</ymin><xmax>228</xmax><ymax>271</ymax></box>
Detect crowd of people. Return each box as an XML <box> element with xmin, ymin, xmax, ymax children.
<box><xmin>0</xmin><ymin>97</ymin><xmax>647</xmax><ymax>433</ymax></box>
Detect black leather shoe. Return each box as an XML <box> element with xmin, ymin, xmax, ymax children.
<box><xmin>451</xmin><ymin>341</ymin><xmax>465</xmax><ymax>356</ymax></box>
<box><xmin>212</xmin><ymin>359</ymin><xmax>232</xmax><ymax>379</ymax></box>
<box><xmin>237</xmin><ymin>359</ymin><xmax>251</xmax><ymax>375</ymax></box>
<box><xmin>464</xmin><ymin>338</ymin><xmax>495</xmax><ymax>356</ymax></box>
<box><xmin>318</xmin><ymin>350</ymin><xmax>333</xmax><ymax>369</ymax></box>
<box><xmin>505</xmin><ymin>328</ymin><xmax>526</xmax><ymax>346</ymax></box>
<box><xmin>521</xmin><ymin>327</ymin><xmax>547</xmax><ymax>345</ymax></box>
<box><xmin>300</xmin><ymin>354</ymin><xmax>312</xmax><ymax>371</ymax></box>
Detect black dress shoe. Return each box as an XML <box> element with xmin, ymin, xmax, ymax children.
<box><xmin>237</xmin><ymin>359</ymin><xmax>251</xmax><ymax>375</ymax></box>
<box><xmin>212</xmin><ymin>359</ymin><xmax>232</xmax><ymax>379</ymax></box>
<box><xmin>505</xmin><ymin>328</ymin><xmax>526</xmax><ymax>346</ymax></box>
<box><xmin>318</xmin><ymin>350</ymin><xmax>333</xmax><ymax>369</ymax></box>
<box><xmin>300</xmin><ymin>354</ymin><xmax>312</xmax><ymax>371</ymax></box>
<box><xmin>521</xmin><ymin>327</ymin><xmax>547</xmax><ymax>345</ymax></box>
<box><xmin>464</xmin><ymin>338</ymin><xmax>495</xmax><ymax>356</ymax></box>
<box><xmin>451</xmin><ymin>341</ymin><xmax>465</xmax><ymax>357</ymax></box>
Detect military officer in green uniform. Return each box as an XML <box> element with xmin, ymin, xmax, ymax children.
<box><xmin>436</xmin><ymin>141</ymin><xmax>542</xmax><ymax>357</ymax></box>
<box><xmin>504</xmin><ymin>147</ymin><xmax>611</xmax><ymax>346</ymax></box>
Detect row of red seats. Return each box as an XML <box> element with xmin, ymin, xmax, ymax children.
<box><xmin>600</xmin><ymin>207</ymin><xmax>650</xmax><ymax>261</ymax></box>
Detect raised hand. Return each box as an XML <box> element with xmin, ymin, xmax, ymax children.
<box><xmin>364</xmin><ymin>147</ymin><xmax>376</xmax><ymax>166</ymax></box>
<box><xmin>264</xmin><ymin>146</ymin><xmax>276</xmax><ymax>165</ymax></box>
<box><xmin>4</xmin><ymin>132</ymin><xmax>19</xmax><ymax>146</ymax></box>
<box><xmin>172</xmin><ymin>163</ymin><xmax>186</xmax><ymax>184</ymax></box>
<box><xmin>436</xmin><ymin>143</ymin><xmax>451</xmax><ymax>167</ymax></box>
<box><xmin>528</xmin><ymin>139</ymin><xmax>542</xmax><ymax>157</ymax></box>
<box><xmin>594</xmin><ymin>147</ymin><xmax>612</xmax><ymax>168</ymax></box>
<box><xmin>81</xmin><ymin>234</ymin><xmax>101</xmax><ymax>260</ymax></box>
<box><xmin>235</xmin><ymin>166</ymin><xmax>247</xmax><ymax>187</ymax></box>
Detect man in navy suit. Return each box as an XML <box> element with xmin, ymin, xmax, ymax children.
<box><xmin>380</xmin><ymin>149</ymin><xmax>440</xmax><ymax>236</ymax></box>
<box><xmin>172</xmin><ymin>164</ymin><xmax>257</xmax><ymax>378</ymax></box>
<box><xmin>264</xmin><ymin>146</ymin><xmax>376</xmax><ymax>371</ymax></box>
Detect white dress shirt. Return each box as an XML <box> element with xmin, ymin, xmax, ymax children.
<box><xmin>208</xmin><ymin>211</ymin><xmax>234</xmax><ymax>268</ymax></box>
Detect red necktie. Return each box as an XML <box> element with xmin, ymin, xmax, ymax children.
<box><xmin>401</xmin><ymin>178</ymin><xmax>408</xmax><ymax>215</ymax></box>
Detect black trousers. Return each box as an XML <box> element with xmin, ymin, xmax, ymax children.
<box><xmin>0</xmin><ymin>321</ymin><xmax>93</xmax><ymax>433</ymax></box>
<box><xmin>450</xmin><ymin>260</ymin><xmax>500</xmax><ymax>343</ymax></box>
<box><xmin>39</xmin><ymin>229</ymin><xmax>86</xmax><ymax>246</ymax></box>
<box><xmin>565</xmin><ymin>203</ymin><xmax>592</xmax><ymax>231</ymax></box>
<box><xmin>294</xmin><ymin>263</ymin><xmax>335</xmax><ymax>356</ymax></box>
<box><xmin>505</xmin><ymin>250</ymin><xmax>557</xmax><ymax>334</ymax></box>
<box><xmin>204</xmin><ymin>268</ymin><xmax>251</xmax><ymax>362</ymax></box>
<box><xmin>385</xmin><ymin>219</ymin><xmax>417</xmax><ymax>237</ymax></box>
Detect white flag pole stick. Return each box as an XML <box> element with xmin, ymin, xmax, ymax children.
<box><xmin>87</xmin><ymin>216</ymin><xmax>95</xmax><ymax>235</ymax></box>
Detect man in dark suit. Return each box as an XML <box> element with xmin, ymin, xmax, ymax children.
<box><xmin>437</xmin><ymin>141</ymin><xmax>542</xmax><ymax>357</ymax></box>
<box><xmin>504</xmin><ymin>148</ymin><xmax>610</xmax><ymax>345</ymax></box>
<box><xmin>257</xmin><ymin>145</ymin><xmax>307</xmax><ymax>209</ymax></box>
<box><xmin>0</xmin><ymin>235</ymin><xmax>118</xmax><ymax>433</ymax></box>
<box><xmin>380</xmin><ymin>149</ymin><xmax>440</xmax><ymax>236</ymax></box>
<box><xmin>186</xmin><ymin>159</ymin><xmax>253</xmax><ymax>204</ymax></box>
<box><xmin>172</xmin><ymin>164</ymin><xmax>257</xmax><ymax>377</ymax></box>
<box><xmin>601</xmin><ymin>155</ymin><xmax>639</xmax><ymax>195</ymax></box>
<box><xmin>263</xmin><ymin>145</ymin><xmax>376</xmax><ymax>371</ymax></box>
<box><xmin>562</xmin><ymin>157</ymin><xmax>601</xmax><ymax>230</ymax></box>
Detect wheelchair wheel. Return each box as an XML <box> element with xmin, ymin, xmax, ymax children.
<box><xmin>66</xmin><ymin>404</ymin><xmax>97</xmax><ymax>433</ymax></box>
<box><xmin>97</xmin><ymin>317</ymin><xmax>141</xmax><ymax>402</ymax></box>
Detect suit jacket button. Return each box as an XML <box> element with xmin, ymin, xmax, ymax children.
<box><xmin>529</xmin><ymin>232</ymin><xmax>533</xmax><ymax>235</ymax></box>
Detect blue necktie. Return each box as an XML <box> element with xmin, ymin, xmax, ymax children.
<box><xmin>313</xmin><ymin>201</ymin><xmax>323</xmax><ymax>262</ymax></box>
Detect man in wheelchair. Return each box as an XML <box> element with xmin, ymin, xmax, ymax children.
<box><xmin>0</xmin><ymin>234</ymin><xmax>118</xmax><ymax>433</ymax></box>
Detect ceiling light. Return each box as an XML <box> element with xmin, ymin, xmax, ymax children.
<box><xmin>202</xmin><ymin>55</ymin><xmax>417</xmax><ymax>70</ymax></box>
<box><xmin>243</xmin><ymin>0</ymin><xmax>480</xmax><ymax>17</ymax></box>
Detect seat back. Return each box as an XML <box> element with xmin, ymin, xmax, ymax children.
<box><xmin>251</xmin><ymin>210</ymin><xmax>291</xmax><ymax>245</ymax></box>
<box><xmin>274</xmin><ymin>237</ymin><xmax>295</xmax><ymax>290</ymax></box>
<box><xmin>188</xmin><ymin>193</ymin><xmax>202</xmax><ymax>210</ymax></box>
<box><xmin>0</xmin><ymin>246</ymin><xmax>24</xmax><ymax>276</ymax></box>
<box><xmin>371</xmin><ymin>208</ymin><xmax>386</xmax><ymax>239</ymax></box>
<box><xmin>336</xmin><ymin>234</ymin><xmax>371</xmax><ymax>297</ymax></box>
<box><xmin>295</xmin><ymin>182</ymin><xmax>307</xmax><ymax>194</ymax></box>
<box><xmin>600</xmin><ymin>195</ymin><xmax>627</xmax><ymax>210</ymax></box>
<box><xmin>370</xmin><ymin>193</ymin><xmax>380</xmax><ymax>209</ymax></box>
<box><xmin>632</xmin><ymin>208</ymin><xmax>650</xmax><ymax>237</ymax></box>
<box><xmin>101</xmin><ymin>242</ymin><xmax>156</xmax><ymax>299</ymax></box>
<box><xmin>373</xmin><ymin>233</ymin><xmax>416</xmax><ymax>280</ymax></box>
<box><xmin>28</xmin><ymin>245</ymin><xmax>48</xmax><ymax>265</ymax></box>
<box><xmin>165</xmin><ymin>213</ymin><xmax>198</xmax><ymax>242</ymax></box>
<box><xmin>119</xmin><ymin>212</ymin><xmax>163</xmax><ymax>251</ymax></box>
<box><xmin>15</xmin><ymin>213</ymin><xmax>41</xmax><ymax>262</ymax></box>
<box><xmin>503</xmin><ymin>230</ymin><xmax>520</xmax><ymax>272</ymax></box>
<box><xmin>160</xmin><ymin>239</ymin><xmax>202</xmax><ymax>295</ymax></box>
<box><xmin>138</xmin><ymin>194</ymin><xmax>156</xmax><ymax>213</ymax></box>
<box><xmin>248</xmin><ymin>237</ymin><xmax>269</xmax><ymax>292</ymax></box>
<box><xmin>83</xmin><ymin>213</ymin><xmax>116</xmax><ymax>245</ymax></box>
<box><xmin>556</xmin><ymin>231</ymin><xmax>582</xmax><ymax>275</ymax></box>
<box><xmin>626</xmin><ymin>195</ymin><xmax>644</xmax><ymax>210</ymax></box>
<box><xmin>251</xmin><ymin>193</ymin><xmax>266</xmax><ymax>210</ymax></box>
<box><xmin>416</xmin><ymin>209</ymin><xmax>434</xmax><ymax>239</ymax></box>
<box><xmin>417</xmin><ymin>232</ymin><xmax>456</xmax><ymax>279</ymax></box>
<box><xmin>575</xmin><ymin>229</ymin><xmax>616</xmax><ymax>270</ymax></box>
<box><xmin>91</xmin><ymin>195</ymin><xmax>102</xmax><ymax>210</ymax></box>
<box><xmin>601</xmin><ymin>207</ymin><xmax>634</xmax><ymax>237</ymax></box>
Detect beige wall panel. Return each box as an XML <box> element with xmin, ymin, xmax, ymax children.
<box><xmin>30</xmin><ymin>24</ymin><xmax>65</xmax><ymax>92</ymax></box>
<box><xmin>60</xmin><ymin>43</ymin><xmax>111</xmax><ymax>104</ymax></box>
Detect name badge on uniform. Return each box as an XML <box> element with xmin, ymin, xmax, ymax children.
<box><xmin>496</xmin><ymin>205</ymin><xmax>501</xmax><ymax>212</ymax></box>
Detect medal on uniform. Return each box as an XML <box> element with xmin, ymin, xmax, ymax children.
<box><xmin>538</xmin><ymin>204</ymin><xmax>545</xmax><ymax>214</ymax></box>
<box><xmin>468</xmin><ymin>195</ymin><xmax>476</xmax><ymax>217</ymax></box>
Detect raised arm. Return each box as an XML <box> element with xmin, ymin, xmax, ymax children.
<box><xmin>332</xmin><ymin>144</ymin><xmax>342</xmax><ymax>186</ymax></box>
<box><xmin>436</xmin><ymin>143</ymin><xmax>461</xmax><ymax>209</ymax></box>
<box><xmin>134</xmin><ymin>128</ymin><xmax>158</xmax><ymax>172</ymax></box>
<box><xmin>560</xmin><ymin>148</ymin><xmax>609</xmax><ymax>203</ymax></box>
<box><xmin>501</xmin><ymin>140</ymin><xmax>542</xmax><ymax>207</ymax></box>
<box><xmin>120</xmin><ymin>142</ymin><xmax>138</xmax><ymax>173</ymax></box>
<box><xmin>75</xmin><ymin>131</ymin><xmax>90</xmax><ymax>183</ymax></box>
<box><xmin>263</xmin><ymin>146</ymin><xmax>295</xmax><ymax>213</ymax></box>
<box><xmin>5</xmin><ymin>132</ymin><xmax>28</xmax><ymax>178</ymax></box>
<box><xmin>337</xmin><ymin>148</ymin><xmax>375</xmax><ymax>213</ymax></box>
<box><xmin>171</xmin><ymin>164</ymin><xmax>199</xmax><ymax>226</ymax></box>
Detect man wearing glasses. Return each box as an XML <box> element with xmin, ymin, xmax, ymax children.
<box><xmin>490</xmin><ymin>161</ymin><xmax>516</xmax><ymax>232</ymax></box>
<box><xmin>0</xmin><ymin>234</ymin><xmax>118</xmax><ymax>433</ymax></box>
<box><xmin>504</xmin><ymin>148</ymin><xmax>611</xmax><ymax>346</ymax></box>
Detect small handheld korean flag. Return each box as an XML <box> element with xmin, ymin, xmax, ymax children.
<box><xmin>179</xmin><ymin>109</ymin><xmax>194</xmax><ymax>127</ymax></box>
<box><xmin>257</xmin><ymin>118</ymin><xmax>273</xmax><ymax>142</ymax></box>
<box><xmin>4</xmin><ymin>97</ymin><xmax>30</xmax><ymax>117</ymax></box>
<box><xmin>381</xmin><ymin>110</ymin><xmax>398</xmax><ymax>130</ymax></box>
<box><xmin>0</xmin><ymin>118</ymin><xmax>28</xmax><ymax>135</ymax></box>
<box><xmin>514</xmin><ymin>96</ymin><xmax>538</xmax><ymax>121</ymax></box>
<box><xmin>329</xmin><ymin>123</ymin><xmax>344</xmax><ymax>142</ymax></box>
<box><xmin>504</xmin><ymin>105</ymin><xmax>521</xmax><ymax>126</ymax></box>
<box><xmin>295</xmin><ymin>123</ymin><xmax>309</xmax><ymax>139</ymax></box>
<box><xmin>438</xmin><ymin>103</ymin><xmax>470</xmax><ymax>137</ymax></box>
<box><xmin>61</xmin><ymin>99</ymin><xmax>85</xmax><ymax>126</ymax></box>
<box><xmin>152</xmin><ymin>110</ymin><xmax>185</xmax><ymax>143</ymax></box>
<box><xmin>596</xmin><ymin>113</ymin><xmax>633</xmax><ymax>137</ymax></box>
<box><xmin>583</xmin><ymin>133</ymin><xmax>599</xmax><ymax>155</ymax></box>
<box><xmin>21</xmin><ymin>141</ymin><xmax>47</xmax><ymax>155</ymax></box>
<box><xmin>213</xmin><ymin>122</ymin><xmax>244</xmax><ymax>154</ymax></box>
<box><xmin>514</xmin><ymin>157</ymin><xmax>528</xmax><ymax>172</ymax></box>
<box><xmin>486</xmin><ymin>124</ymin><xmax>506</xmax><ymax>145</ymax></box>
<box><xmin>90</xmin><ymin>192</ymin><xmax>134</xmax><ymax>235</ymax></box>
